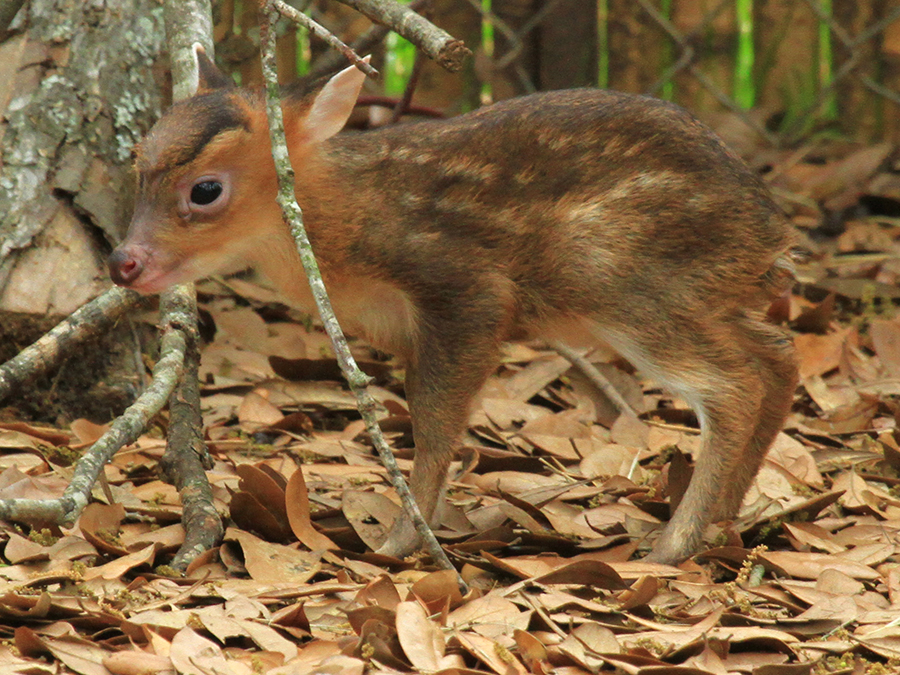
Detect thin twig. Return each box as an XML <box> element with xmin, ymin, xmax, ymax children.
<box><xmin>258</xmin><ymin>1</ymin><xmax>465</xmax><ymax>592</ymax></box>
<box><xmin>0</xmin><ymin>286</ymin><xmax>141</xmax><ymax>405</ymax></box>
<box><xmin>306</xmin><ymin>0</ymin><xmax>427</xmax><ymax>80</ymax></box>
<box><xmin>390</xmin><ymin>50</ymin><xmax>425</xmax><ymax>124</ymax></box>
<box><xmin>334</xmin><ymin>0</ymin><xmax>470</xmax><ymax>71</ymax></box>
<box><xmin>549</xmin><ymin>340</ymin><xmax>639</xmax><ymax>419</ymax></box>
<box><xmin>273</xmin><ymin>0</ymin><xmax>378</xmax><ymax>78</ymax></box>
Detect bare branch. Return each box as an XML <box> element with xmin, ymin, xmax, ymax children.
<box><xmin>334</xmin><ymin>0</ymin><xmax>470</xmax><ymax>71</ymax></box>
<box><xmin>162</xmin><ymin>0</ymin><xmax>214</xmax><ymax>101</ymax></box>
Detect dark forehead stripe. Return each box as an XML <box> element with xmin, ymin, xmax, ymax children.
<box><xmin>137</xmin><ymin>91</ymin><xmax>250</xmax><ymax>172</ymax></box>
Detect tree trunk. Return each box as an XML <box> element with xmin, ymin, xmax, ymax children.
<box><xmin>0</xmin><ymin>0</ymin><xmax>166</xmax><ymax>315</ymax></box>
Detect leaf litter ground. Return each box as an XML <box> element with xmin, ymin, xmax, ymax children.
<box><xmin>3</xmin><ymin>141</ymin><xmax>900</xmax><ymax>674</ymax></box>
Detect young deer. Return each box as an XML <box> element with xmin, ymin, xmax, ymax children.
<box><xmin>109</xmin><ymin>47</ymin><xmax>797</xmax><ymax>564</ymax></box>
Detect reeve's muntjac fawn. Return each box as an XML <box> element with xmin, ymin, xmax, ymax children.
<box><xmin>108</xmin><ymin>47</ymin><xmax>798</xmax><ymax>564</ymax></box>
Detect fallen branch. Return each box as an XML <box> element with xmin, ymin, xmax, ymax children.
<box><xmin>0</xmin><ymin>311</ymin><xmax>186</xmax><ymax>525</ymax></box>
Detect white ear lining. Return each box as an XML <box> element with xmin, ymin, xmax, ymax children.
<box><xmin>304</xmin><ymin>57</ymin><xmax>371</xmax><ymax>143</ymax></box>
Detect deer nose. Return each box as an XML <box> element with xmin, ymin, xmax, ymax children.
<box><xmin>108</xmin><ymin>248</ymin><xmax>144</xmax><ymax>286</ymax></box>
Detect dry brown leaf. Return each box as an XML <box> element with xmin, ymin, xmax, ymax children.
<box><xmin>542</xmin><ymin>499</ymin><xmax>608</xmax><ymax>538</ymax></box>
<box><xmin>78</xmin><ymin>503</ymin><xmax>128</xmax><ymax>556</ymax></box>
<box><xmin>833</xmin><ymin>470</ymin><xmax>882</xmax><ymax>513</ymax></box>
<box><xmin>342</xmin><ymin>490</ymin><xmax>398</xmax><ymax>551</ymax></box>
<box><xmin>532</xmin><ymin>559</ymin><xmax>627</xmax><ymax>589</ymax></box>
<box><xmin>168</xmin><ymin>628</ymin><xmax>231</xmax><ymax>675</ymax></box>
<box><xmin>803</xmin><ymin>374</ymin><xmax>860</xmax><ymax>412</ymax></box>
<box><xmin>500</xmin><ymin>354</ymin><xmax>572</xmax><ymax>401</ymax></box>
<box><xmin>513</xmin><ymin>629</ymin><xmax>550</xmax><ymax>671</ymax></box>
<box><xmin>795</xmin><ymin>326</ymin><xmax>858</xmax><ymax>380</ymax></box>
<box><xmin>69</xmin><ymin>419</ymin><xmax>109</xmax><ymax>446</ymax></box>
<box><xmin>521</xmin><ymin>433</ymin><xmax>580</xmax><ymax>460</ymax></box>
<box><xmin>15</xmin><ymin>626</ymin><xmax>112</xmax><ymax>675</ymax></box>
<box><xmin>783</xmin><ymin>522</ymin><xmax>846</xmax><ymax>554</ymax></box>
<box><xmin>447</xmin><ymin>594</ymin><xmax>529</xmax><ymax>639</ymax></box>
<box><xmin>870</xmin><ymin>317</ymin><xmax>900</xmax><ymax>377</ymax></box>
<box><xmin>610</xmin><ymin>414</ymin><xmax>650</xmax><ymax>448</ymax></box>
<box><xmin>0</xmin><ymin>422</ymin><xmax>71</xmax><ymax>447</ymax></box>
<box><xmin>103</xmin><ymin>651</ymin><xmax>175</xmax><ymax>675</ymax></box>
<box><xmin>617</xmin><ymin>574</ymin><xmax>658</xmax><ymax>610</ymax></box>
<box><xmin>83</xmin><ymin>543</ymin><xmax>156</xmax><ymax>581</ymax></box>
<box><xmin>4</xmin><ymin>532</ymin><xmax>51</xmax><ymax>564</ymax></box>
<box><xmin>0</xmin><ymin>466</ymin><xmax>67</xmax><ymax>501</ymax></box>
<box><xmin>760</xmin><ymin>551</ymin><xmax>880</xmax><ymax>580</ymax></box>
<box><xmin>481</xmin><ymin>398</ymin><xmax>549</xmax><ymax>430</ymax></box>
<box><xmin>200</xmin><ymin>344</ymin><xmax>277</xmax><ymax>383</ymax></box>
<box><xmin>579</xmin><ymin>442</ymin><xmax>642</xmax><ymax>479</ymax></box>
<box><xmin>224</xmin><ymin>528</ymin><xmax>322</xmax><ymax>583</ymax></box>
<box><xmin>410</xmin><ymin>569</ymin><xmax>465</xmax><ymax>615</ymax></box>
<box><xmin>395</xmin><ymin>600</ymin><xmax>448</xmax><ymax>671</ymax></box>
<box><xmin>455</xmin><ymin>631</ymin><xmax>529</xmax><ymax>675</ymax></box>
<box><xmin>237</xmin><ymin>389</ymin><xmax>284</xmax><ymax>429</ymax></box>
<box><xmin>765</xmin><ymin>433</ymin><xmax>824</xmax><ymax>488</ymax></box>
<box><xmin>285</xmin><ymin>466</ymin><xmax>337</xmax><ymax>551</ymax></box>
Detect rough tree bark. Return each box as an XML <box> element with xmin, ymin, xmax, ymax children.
<box><xmin>0</xmin><ymin>0</ymin><xmax>165</xmax><ymax>313</ymax></box>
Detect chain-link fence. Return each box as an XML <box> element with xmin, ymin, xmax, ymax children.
<box><xmin>216</xmin><ymin>0</ymin><xmax>900</xmax><ymax>146</ymax></box>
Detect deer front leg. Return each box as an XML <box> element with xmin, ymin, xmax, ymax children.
<box><xmin>375</xmin><ymin>304</ymin><xmax>508</xmax><ymax>558</ymax></box>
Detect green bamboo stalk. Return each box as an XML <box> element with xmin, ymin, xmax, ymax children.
<box><xmin>481</xmin><ymin>0</ymin><xmax>493</xmax><ymax>103</ymax></box>
<box><xmin>734</xmin><ymin>0</ymin><xmax>755</xmax><ymax>109</ymax></box>
<box><xmin>296</xmin><ymin>24</ymin><xmax>310</xmax><ymax>75</ymax></box>
<box><xmin>661</xmin><ymin>0</ymin><xmax>674</xmax><ymax>100</ymax></box>
<box><xmin>384</xmin><ymin>32</ymin><xmax>416</xmax><ymax>95</ymax></box>
<box><xmin>597</xmin><ymin>0</ymin><xmax>608</xmax><ymax>88</ymax></box>
<box><xmin>817</xmin><ymin>0</ymin><xmax>838</xmax><ymax>120</ymax></box>
<box><xmin>383</xmin><ymin>0</ymin><xmax>416</xmax><ymax>96</ymax></box>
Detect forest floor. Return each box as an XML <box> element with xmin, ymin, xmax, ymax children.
<box><xmin>1</xmin><ymin>138</ymin><xmax>900</xmax><ymax>675</ymax></box>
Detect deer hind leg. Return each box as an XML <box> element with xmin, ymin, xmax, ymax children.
<box><xmin>375</xmin><ymin>304</ymin><xmax>508</xmax><ymax>559</ymax></box>
<box><xmin>709</xmin><ymin>316</ymin><xmax>797</xmax><ymax>524</ymax></box>
<box><xmin>597</xmin><ymin>317</ymin><xmax>776</xmax><ymax>565</ymax></box>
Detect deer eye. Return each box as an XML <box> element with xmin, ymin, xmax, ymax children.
<box><xmin>190</xmin><ymin>180</ymin><xmax>223</xmax><ymax>206</ymax></box>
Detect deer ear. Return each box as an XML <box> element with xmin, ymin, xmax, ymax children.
<box><xmin>302</xmin><ymin>57</ymin><xmax>370</xmax><ymax>143</ymax></box>
<box><xmin>190</xmin><ymin>43</ymin><xmax>233</xmax><ymax>95</ymax></box>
